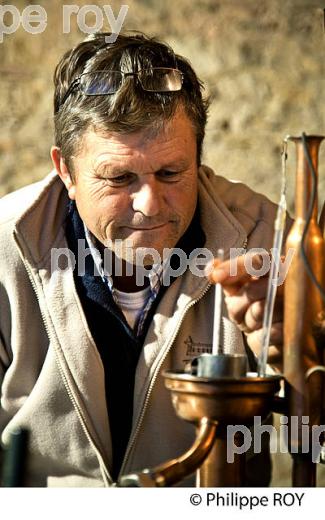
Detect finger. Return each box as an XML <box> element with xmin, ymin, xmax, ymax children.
<box><xmin>225</xmin><ymin>276</ymin><xmax>270</xmax><ymax>300</ymax></box>
<box><xmin>224</xmin><ymin>278</ymin><xmax>283</xmax><ymax>324</ymax></box>
<box><xmin>248</xmin><ymin>335</ymin><xmax>282</xmax><ymax>372</ymax></box>
<box><xmin>208</xmin><ymin>252</ymin><xmax>270</xmax><ymax>287</ymax></box>
<box><xmin>225</xmin><ymin>288</ymin><xmax>256</xmax><ymax>325</ymax></box>
<box><xmin>244</xmin><ymin>300</ymin><xmax>283</xmax><ymax>331</ymax></box>
<box><xmin>267</xmin><ymin>345</ymin><xmax>283</xmax><ymax>369</ymax></box>
<box><xmin>268</xmin><ymin>321</ymin><xmax>283</xmax><ymax>346</ymax></box>
<box><xmin>245</xmin><ymin>328</ymin><xmax>283</xmax><ymax>359</ymax></box>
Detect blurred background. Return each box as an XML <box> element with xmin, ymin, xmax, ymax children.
<box><xmin>1</xmin><ymin>0</ymin><xmax>325</xmax><ymax>206</ymax></box>
<box><xmin>0</xmin><ymin>0</ymin><xmax>325</xmax><ymax>485</ymax></box>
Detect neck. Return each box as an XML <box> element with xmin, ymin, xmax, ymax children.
<box><xmin>97</xmin><ymin>241</ymin><xmax>151</xmax><ymax>292</ymax></box>
<box><xmin>112</xmin><ymin>263</ymin><xmax>151</xmax><ymax>293</ymax></box>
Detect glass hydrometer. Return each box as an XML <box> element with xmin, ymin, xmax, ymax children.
<box><xmin>257</xmin><ymin>139</ymin><xmax>288</xmax><ymax>376</ymax></box>
<box><xmin>212</xmin><ymin>249</ymin><xmax>224</xmax><ymax>355</ymax></box>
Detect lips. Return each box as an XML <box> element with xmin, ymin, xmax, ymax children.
<box><xmin>125</xmin><ymin>223</ymin><xmax>168</xmax><ymax>231</ymax></box>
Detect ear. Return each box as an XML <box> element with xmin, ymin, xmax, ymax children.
<box><xmin>50</xmin><ymin>146</ymin><xmax>76</xmax><ymax>200</ymax></box>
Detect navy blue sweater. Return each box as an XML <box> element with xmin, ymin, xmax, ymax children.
<box><xmin>65</xmin><ymin>202</ymin><xmax>205</xmax><ymax>479</ymax></box>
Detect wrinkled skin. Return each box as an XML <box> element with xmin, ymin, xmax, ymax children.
<box><xmin>51</xmin><ymin>106</ymin><xmax>199</xmax><ymax>290</ymax></box>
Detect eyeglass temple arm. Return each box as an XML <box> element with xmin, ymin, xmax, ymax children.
<box><xmin>59</xmin><ymin>77</ymin><xmax>81</xmax><ymax>109</ymax></box>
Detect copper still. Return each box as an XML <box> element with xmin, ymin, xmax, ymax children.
<box><xmin>119</xmin><ymin>133</ymin><xmax>325</xmax><ymax>488</ymax></box>
<box><xmin>283</xmin><ymin>135</ymin><xmax>325</xmax><ymax>486</ymax></box>
<box><xmin>2</xmin><ymin>137</ymin><xmax>325</xmax><ymax>488</ymax></box>
<box><xmin>120</xmin><ymin>363</ymin><xmax>281</xmax><ymax>487</ymax></box>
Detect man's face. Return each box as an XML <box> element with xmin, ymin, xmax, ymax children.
<box><xmin>66</xmin><ymin>106</ymin><xmax>198</xmax><ymax>264</ymax></box>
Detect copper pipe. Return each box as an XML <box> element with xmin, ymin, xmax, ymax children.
<box><xmin>118</xmin><ymin>417</ymin><xmax>217</xmax><ymax>487</ymax></box>
<box><xmin>317</xmin><ymin>201</ymin><xmax>325</xmax><ymax>453</ymax></box>
<box><xmin>284</xmin><ymin>135</ymin><xmax>325</xmax><ymax>486</ymax></box>
<box><xmin>292</xmin><ymin>456</ymin><xmax>316</xmax><ymax>487</ymax></box>
<box><xmin>119</xmin><ymin>371</ymin><xmax>281</xmax><ymax>487</ymax></box>
<box><xmin>319</xmin><ymin>201</ymin><xmax>325</xmax><ymax>234</ymax></box>
<box><xmin>198</xmin><ymin>427</ymin><xmax>245</xmax><ymax>487</ymax></box>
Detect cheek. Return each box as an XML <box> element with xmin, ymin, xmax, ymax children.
<box><xmin>94</xmin><ymin>192</ymin><xmax>132</xmax><ymax>229</ymax></box>
<box><xmin>174</xmin><ymin>177</ymin><xmax>198</xmax><ymax>215</ymax></box>
<box><xmin>75</xmin><ymin>182</ymin><xmax>130</xmax><ymax>226</ymax></box>
<box><xmin>76</xmin><ymin>180</ymin><xmax>128</xmax><ymax>211</ymax></box>
<box><xmin>80</xmin><ymin>180</ymin><xmax>114</xmax><ymax>203</ymax></box>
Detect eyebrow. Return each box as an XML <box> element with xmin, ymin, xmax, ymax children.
<box><xmin>95</xmin><ymin>159</ymin><xmax>189</xmax><ymax>176</ymax></box>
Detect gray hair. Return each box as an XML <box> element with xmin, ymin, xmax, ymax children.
<box><xmin>53</xmin><ymin>32</ymin><xmax>209</xmax><ymax>176</ymax></box>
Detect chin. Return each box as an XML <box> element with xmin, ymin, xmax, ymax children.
<box><xmin>132</xmin><ymin>244</ymin><xmax>165</xmax><ymax>266</ymax></box>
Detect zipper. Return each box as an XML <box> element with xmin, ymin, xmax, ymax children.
<box><xmin>118</xmin><ymin>281</ymin><xmax>212</xmax><ymax>478</ymax></box>
<box><xmin>119</xmin><ymin>234</ymin><xmax>248</xmax><ymax>478</ymax></box>
<box><xmin>16</xmin><ymin>232</ymin><xmax>248</xmax><ymax>485</ymax></box>
<box><xmin>18</xmin><ymin>250</ymin><xmax>112</xmax><ymax>486</ymax></box>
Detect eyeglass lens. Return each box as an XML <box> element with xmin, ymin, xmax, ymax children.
<box><xmin>80</xmin><ymin>72</ymin><xmax>123</xmax><ymax>95</ymax></box>
<box><xmin>79</xmin><ymin>68</ymin><xmax>182</xmax><ymax>95</ymax></box>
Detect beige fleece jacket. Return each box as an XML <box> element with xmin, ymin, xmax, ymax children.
<box><xmin>0</xmin><ymin>166</ymin><xmax>279</xmax><ymax>486</ymax></box>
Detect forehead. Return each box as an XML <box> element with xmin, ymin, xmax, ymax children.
<box><xmin>75</xmin><ymin>107</ymin><xmax>197</xmax><ymax>167</ymax></box>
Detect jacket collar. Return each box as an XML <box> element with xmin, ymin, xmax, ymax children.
<box><xmin>11</xmin><ymin>167</ymin><xmax>248</xmax><ymax>478</ymax></box>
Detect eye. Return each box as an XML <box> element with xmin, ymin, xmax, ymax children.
<box><xmin>111</xmin><ymin>173</ymin><xmax>132</xmax><ymax>183</ymax></box>
<box><xmin>157</xmin><ymin>169</ymin><xmax>181</xmax><ymax>182</ymax></box>
<box><xmin>104</xmin><ymin>173</ymin><xmax>135</xmax><ymax>186</ymax></box>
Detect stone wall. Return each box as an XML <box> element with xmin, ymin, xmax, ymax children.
<box><xmin>1</xmin><ymin>0</ymin><xmax>325</xmax><ymax>208</ymax></box>
<box><xmin>1</xmin><ymin>0</ymin><xmax>325</xmax><ymax>485</ymax></box>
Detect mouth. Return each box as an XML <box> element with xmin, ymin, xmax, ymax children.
<box><xmin>125</xmin><ymin>223</ymin><xmax>169</xmax><ymax>231</ymax></box>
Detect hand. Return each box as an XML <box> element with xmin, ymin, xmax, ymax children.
<box><xmin>207</xmin><ymin>253</ymin><xmax>283</xmax><ymax>371</ymax></box>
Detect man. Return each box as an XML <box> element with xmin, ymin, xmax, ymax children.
<box><xmin>0</xmin><ymin>32</ymin><xmax>283</xmax><ymax>486</ymax></box>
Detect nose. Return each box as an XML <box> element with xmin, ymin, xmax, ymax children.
<box><xmin>131</xmin><ymin>178</ymin><xmax>162</xmax><ymax>217</ymax></box>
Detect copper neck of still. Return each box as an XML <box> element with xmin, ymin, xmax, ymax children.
<box><xmin>290</xmin><ymin>135</ymin><xmax>323</xmax><ymax>221</ymax></box>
